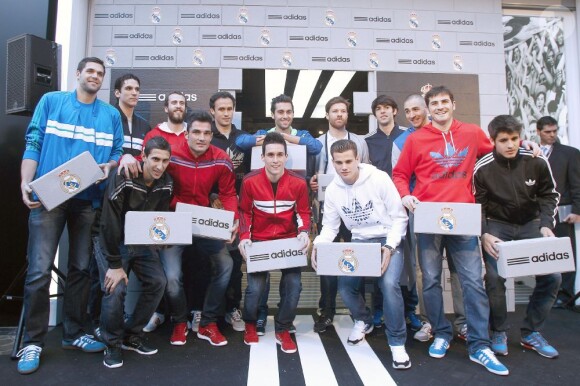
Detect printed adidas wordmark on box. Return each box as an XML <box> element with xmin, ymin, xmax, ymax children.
<box><xmin>175</xmin><ymin>202</ymin><xmax>235</xmax><ymax>241</ymax></box>
<box><xmin>246</xmin><ymin>237</ymin><xmax>307</xmax><ymax>273</ymax></box>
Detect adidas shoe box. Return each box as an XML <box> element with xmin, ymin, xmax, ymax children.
<box><xmin>175</xmin><ymin>202</ymin><xmax>235</xmax><ymax>241</ymax></box>
<box><xmin>245</xmin><ymin>237</ymin><xmax>307</xmax><ymax>273</ymax></box>
<box><xmin>124</xmin><ymin>211</ymin><xmax>193</xmax><ymax>245</ymax></box>
<box><xmin>414</xmin><ymin>202</ymin><xmax>481</xmax><ymax>236</ymax></box>
<box><xmin>317</xmin><ymin>173</ymin><xmax>334</xmax><ymax>202</ymax></box>
<box><xmin>315</xmin><ymin>242</ymin><xmax>382</xmax><ymax>277</ymax></box>
<box><xmin>250</xmin><ymin>144</ymin><xmax>307</xmax><ymax>176</ymax></box>
<box><xmin>496</xmin><ymin>237</ymin><xmax>575</xmax><ymax>278</ymax></box>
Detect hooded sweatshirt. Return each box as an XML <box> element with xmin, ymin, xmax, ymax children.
<box><xmin>314</xmin><ymin>163</ymin><xmax>408</xmax><ymax>248</ymax></box>
<box><xmin>392</xmin><ymin>119</ymin><xmax>493</xmax><ymax>203</ymax></box>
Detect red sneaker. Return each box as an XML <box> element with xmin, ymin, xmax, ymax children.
<box><xmin>244</xmin><ymin>323</ymin><xmax>259</xmax><ymax>345</ymax></box>
<box><xmin>197</xmin><ymin>323</ymin><xmax>228</xmax><ymax>346</ymax></box>
<box><xmin>170</xmin><ymin>322</ymin><xmax>188</xmax><ymax>346</ymax></box>
<box><xmin>275</xmin><ymin>331</ymin><xmax>297</xmax><ymax>354</ymax></box>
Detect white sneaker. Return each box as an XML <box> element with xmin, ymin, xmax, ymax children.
<box><xmin>390</xmin><ymin>345</ymin><xmax>412</xmax><ymax>369</ymax></box>
<box><xmin>187</xmin><ymin>310</ymin><xmax>202</xmax><ymax>333</ymax></box>
<box><xmin>225</xmin><ymin>308</ymin><xmax>245</xmax><ymax>332</ymax></box>
<box><xmin>142</xmin><ymin>312</ymin><xmax>165</xmax><ymax>333</ymax></box>
<box><xmin>347</xmin><ymin>320</ymin><xmax>373</xmax><ymax>346</ymax></box>
<box><xmin>414</xmin><ymin>322</ymin><xmax>433</xmax><ymax>342</ymax></box>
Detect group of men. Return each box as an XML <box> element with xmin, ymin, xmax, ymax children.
<box><xmin>17</xmin><ymin>57</ymin><xmax>578</xmax><ymax>378</ymax></box>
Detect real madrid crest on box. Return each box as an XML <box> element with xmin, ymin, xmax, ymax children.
<box><xmin>151</xmin><ymin>7</ymin><xmax>161</xmax><ymax>24</ymax></box>
<box><xmin>339</xmin><ymin>248</ymin><xmax>359</xmax><ymax>274</ymax></box>
<box><xmin>438</xmin><ymin>208</ymin><xmax>456</xmax><ymax>232</ymax></box>
<box><xmin>347</xmin><ymin>32</ymin><xmax>357</xmax><ymax>48</ymax></box>
<box><xmin>453</xmin><ymin>55</ymin><xmax>464</xmax><ymax>71</ymax></box>
<box><xmin>149</xmin><ymin>216</ymin><xmax>170</xmax><ymax>243</ymax></box>
<box><xmin>409</xmin><ymin>12</ymin><xmax>419</xmax><ymax>29</ymax></box>
<box><xmin>281</xmin><ymin>51</ymin><xmax>293</xmax><ymax>68</ymax></box>
<box><xmin>369</xmin><ymin>52</ymin><xmax>379</xmax><ymax>69</ymax></box>
<box><xmin>58</xmin><ymin>169</ymin><xmax>81</xmax><ymax>194</ymax></box>
<box><xmin>432</xmin><ymin>34</ymin><xmax>442</xmax><ymax>50</ymax></box>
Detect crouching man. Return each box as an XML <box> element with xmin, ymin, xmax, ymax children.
<box><xmin>311</xmin><ymin>139</ymin><xmax>410</xmax><ymax>369</ymax></box>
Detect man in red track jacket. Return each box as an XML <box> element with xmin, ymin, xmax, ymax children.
<box><xmin>238</xmin><ymin>132</ymin><xmax>310</xmax><ymax>354</ymax></box>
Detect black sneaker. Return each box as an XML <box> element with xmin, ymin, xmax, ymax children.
<box><xmin>121</xmin><ymin>336</ymin><xmax>158</xmax><ymax>355</ymax></box>
<box><xmin>256</xmin><ymin>318</ymin><xmax>266</xmax><ymax>336</ymax></box>
<box><xmin>103</xmin><ymin>347</ymin><xmax>123</xmax><ymax>369</ymax></box>
<box><xmin>314</xmin><ymin>315</ymin><xmax>334</xmax><ymax>333</ymax></box>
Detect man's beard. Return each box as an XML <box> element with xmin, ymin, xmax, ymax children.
<box><xmin>169</xmin><ymin>111</ymin><xmax>184</xmax><ymax>124</ymax></box>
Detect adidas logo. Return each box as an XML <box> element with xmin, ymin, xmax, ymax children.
<box><xmin>525</xmin><ymin>179</ymin><xmax>536</xmax><ymax>186</ymax></box>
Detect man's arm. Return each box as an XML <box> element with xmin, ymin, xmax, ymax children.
<box><xmin>292</xmin><ymin>131</ymin><xmax>323</xmax><ymax>155</ymax></box>
<box><xmin>217</xmin><ymin>158</ymin><xmax>239</xmax><ymax>218</ymax></box>
<box><xmin>99</xmin><ymin>171</ymin><xmax>127</xmax><ymax>270</ymax></box>
<box><xmin>536</xmin><ymin>158</ymin><xmax>560</xmax><ymax>230</ymax></box>
<box><xmin>294</xmin><ymin>178</ymin><xmax>312</xmax><ymax>233</ymax></box>
<box><xmin>381</xmin><ymin>175</ymin><xmax>408</xmax><ymax>249</ymax></box>
<box><xmin>315</xmin><ymin>191</ymin><xmax>341</xmax><ymax>243</ymax></box>
<box><xmin>21</xmin><ymin>159</ymin><xmax>41</xmax><ymax>209</ymax></box>
<box><xmin>235</xmin><ymin>130</ymin><xmax>267</xmax><ymax>151</ymax></box>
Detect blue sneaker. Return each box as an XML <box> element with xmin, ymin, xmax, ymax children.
<box><xmin>429</xmin><ymin>338</ymin><xmax>450</xmax><ymax>358</ymax></box>
<box><xmin>521</xmin><ymin>332</ymin><xmax>559</xmax><ymax>358</ymax></box>
<box><xmin>17</xmin><ymin>345</ymin><xmax>42</xmax><ymax>375</ymax></box>
<box><xmin>62</xmin><ymin>334</ymin><xmax>106</xmax><ymax>353</ymax></box>
<box><xmin>373</xmin><ymin>309</ymin><xmax>383</xmax><ymax>328</ymax></box>
<box><xmin>491</xmin><ymin>331</ymin><xmax>508</xmax><ymax>356</ymax></box>
<box><xmin>469</xmin><ymin>347</ymin><xmax>509</xmax><ymax>376</ymax></box>
<box><xmin>405</xmin><ymin>312</ymin><xmax>422</xmax><ymax>331</ymax></box>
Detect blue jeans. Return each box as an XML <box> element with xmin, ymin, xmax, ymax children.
<box><xmin>23</xmin><ymin>199</ymin><xmax>95</xmax><ymax>346</ymax></box>
<box><xmin>161</xmin><ymin>237</ymin><xmax>232</xmax><ymax>325</ymax></box>
<box><xmin>338</xmin><ymin>238</ymin><xmax>407</xmax><ymax>346</ymax></box>
<box><xmin>401</xmin><ymin>212</ymin><xmax>419</xmax><ymax>314</ymax></box>
<box><xmin>95</xmin><ymin>239</ymin><xmax>166</xmax><ymax>347</ymax></box>
<box><xmin>483</xmin><ymin>219</ymin><xmax>561</xmax><ymax>336</ymax></box>
<box><xmin>244</xmin><ymin>267</ymin><xmax>302</xmax><ymax>332</ymax></box>
<box><xmin>417</xmin><ymin>233</ymin><xmax>491</xmax><ymax>354</ymax></box>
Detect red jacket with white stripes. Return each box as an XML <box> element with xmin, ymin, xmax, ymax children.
<box><xmin>167</xmin><ymin>140</ymin><xmax>238</xmax><ymax>218</ymax></box>
<box><xmin>239</xmin><ymin>168</ymin><xmax>311</xmax><ymax>241</ymax></box>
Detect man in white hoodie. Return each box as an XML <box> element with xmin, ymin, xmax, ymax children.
<box><xmin>311</xmin><ymin>139</ymin><xmax>410</xmax><ymax>369</ymax></box>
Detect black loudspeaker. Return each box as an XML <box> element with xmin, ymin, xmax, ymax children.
<box><xmin>5</xmin><ymin>34</ymin><xmax>60</xmax><ymax>116</ymax></box>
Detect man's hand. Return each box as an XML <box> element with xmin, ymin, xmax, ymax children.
<box><xmin>401</xmin><ymin>195</ymin><xmax>420</xmax><ymax>213</ymax></box>
<box><xmin>210</xmin><ymin>194</ymin><xmax>224</xmax><ymax>209</ymax></box>
<box><xmin>228</xmin><ymin>220</ymin><xmax>239</xmax><ymax>244</ymax></box>
<box><xmin>310</xmin><ymin>246</ymin><xmax>318</xmax><ymax>270</ymax></box>
<box><xmin>380</xmin><ymin>247</ymin><xmax>392</xmax><ymax>275</ymax></box>
<box><xmin>255</xmin><ymin>135</ymin><xmax>266</xmax><ymax>146</ymax></box>
<box><xmin>564</xmin><ymin>213</ymin><xmax>580</xmax><ymax>224</ymax></box>
<box><xmin>104</xmin><ymin>268</ymin><xmax>128</xmax><ymax>294</ymax></box>
<box><xmin>521</xmin><ymin>140</ymin><xmax>541</xmax><ymax>157</ymax></box>
<box><xmin>117</xmin><ymin>154</ymin><xmax>141</xmax><ymax>179</ymax></box>
<box><xmin>97</xmin><ymin>162</ymin><xmax>113</xmax><ymax>183</ymax></box>
<box><xmin>310</xmin><ymin>175</ymin><xmax>319</xmax><ymax>191</ymax></box>
<box><xmin>540</xmin><ymin>226</ymin><xmax>555</xmax><ymax>237</ymax></box>
<box><xmin>297</xmin><ymin>232</ymin><xmax>310</xmax><ymax>254</ymax></box>
<box><xmin>21</xmin><ymin>181</ymin><xmax>41</xmax><ymax>209</ymax></box>
<box><xmin>238</xmin><ymin>239</ymin><xmax>252</xmax><ymax>261</ymax></box>
<box><xmin>281</xmin><ymin>133</ymin><xmax>300</xmax><ymax>145</ymax></box>
<box><xmin>481</xmin><ymin>233</ymin><xmax>503</xmax><ymax>259</ymax></box>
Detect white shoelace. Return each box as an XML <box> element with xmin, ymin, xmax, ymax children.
<box><xmin>17</xmin><ymin>345</ymin><xmax>42</xmax><ymax>360</ymax></box>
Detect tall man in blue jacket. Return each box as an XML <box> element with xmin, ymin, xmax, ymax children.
<box><xmin>18</xmin><ymin>57</ymin><xmax>124</xmax><ymax>374</ymax></box>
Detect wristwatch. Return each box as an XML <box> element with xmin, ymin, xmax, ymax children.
<box><xmin>384</xmin><ymin>244</ymin><xmax>395</xmax><ymax>253</ymax></box>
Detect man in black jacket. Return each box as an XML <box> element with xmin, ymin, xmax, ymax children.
<box><xmin>96</xmin><ymin>136</ymin><xmax>173</xmax><ymax>368</ymax></box>
<box><xmin>474</xmin><ymin>115</ymin><xmax>561</xmax><ymax>360</ymax></box>
<box><xmin>536</xmin><ymin>116</ymin><xmax>580</xmax><ymax>306</ymax></box>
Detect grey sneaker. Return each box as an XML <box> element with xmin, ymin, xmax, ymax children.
<box><xmin>413</xmin><ymin>322</ymin><xmax>433</xmax><ymax>342</ymax></box>
<box><xmin>226</xmin><ymin>308</ymin><xmax>245</xmax><ymax>332</ymax></box>
<box><xmin>188</xmin><ymin>310</ymin><xmax>202</xmax><ymax>333</ymax></box>
<box><xmin>314</xmin><ymin>314</ymin><xmax>334</xmax><ymax>333</ymax></box>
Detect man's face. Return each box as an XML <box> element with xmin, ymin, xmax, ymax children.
<box><xmin>210</xmin><ymin>97</ymin><xmax>234</xmax><ymax>128</ymax></box>
<box><xmin>272</xmin><ymin>102</ymin><xmax>294</xmax><ymax>131</ymax></box>
<box><xmin>142</xmin><ymin>148</ymin><xmax>171</xmax><ymax>181</ymax></box>
<box><xmin>77</xmin><ymin>62</ymin><xmax>105</xmax><ymax>95</ymax></box>
<box><xmin>374</xmin><ymin>104</ymin><xmax>396</xmax><ymax>127</ymax></box>
<box><xmin>493</xmin><ymin>131</ymin><xmax>520</xmax><ymax>159</ymax></box>
<box><xmin>187</xmin><ymin>120</ymin><xmax>213</xmax><ymax>157</ymax></box>
<box><xmin>115</xmin><ymin>78</ymin><xmax>140</xmax><ymax>109</ymax></box>
<box><xmin>261</xmin><ymin>143</ymin><xmax>287</xmax><ymax>180</ymax></box>
<box><xmin>404</xmin><ymin>99</ymin><xmax>429</xmax><ymax>129</ymax></box>
<box><xmin>427</xmin><ymin>93</ymin><xmax>455</xmax><ymax>127</ymax></box>
<box><xmin>165</xmin><ymin>94</ymin><xmax>186</xmax><ymax>124</ymax></box>
<box><xmin>537</xmin><ymin>124</ymin><xmax>558</xmax><ymax>146</ymax></box>
<box><xmin>332</xmin><ymin>149</ymin><xmax>359</xmax><ymax>185</ymax></box>
<box><xmin>326</xmin><ymin>102</ymin><xmax>349</xmax><ymax>130</ymax></box>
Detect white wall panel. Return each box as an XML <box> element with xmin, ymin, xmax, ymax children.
<box><xmin>112</xmin><ymin>26</ymin><xmax>156</xmax><ymax>47</ymax></box>
<box><xmin>176</xmin><ymin>47</ymin><xmax>221</xmax><ymax>68</ymax></box>
<box><xmin>93</xmin><ymin>5</ymin><xmax>135</xmax><ymax>26</ymax></box>
<box><xmin>414</xmin><ymin>31</ymin><xmax>457</xmax><ymax>52</ymax></box>
<box><xmin>154</xmin><ymin>26</ymin><xmax>199</xmax><ymax>47</ymax></box>
<box><xmin>134</xmin><ymin>4</ymin><xmax>178</xmax><ymax>26</ymax></box>
<box><xmin>392</xmin><ymin>10</ymin><xmax>436</xmax><ymax>31</ymax></box>
<box><xmin>264</xmin><ymin>48</ymin><xmax>310</xmax><ymax>70</ymax></box>
<box><xmin>243</xmin><ymin>27</ymin><xmax>287</xmax><ymax>48</ymax></box>
<box><xmin>436</xmin><ymin>52</ymin><xmax>480</xmax><ymax>74</ymax></box>
<box><xmin>221</xmin><ymin>6</ymin><xmax>266</xmax><ymax>27</ymax></box>
<box><xmin>92</xmin><ymin>26</ymin><xmax>113</xmax><ymax>46</ymax></box>
<box><xmin>132</xmin><ymin>47</ymin><xmax>177</xmax><ymax>68</ymax></box>
<box><xmin>177</xmin><ymin>5</ymin><xmax>222</xmax><ymax>26</ymax></box>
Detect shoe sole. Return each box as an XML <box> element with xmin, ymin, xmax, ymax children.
<box><xmin>429</xmin><ymin>351</ymin><xmax>447</xmax><ymax>358</ymax></box>
<box><xmin>103</xmin><ymin>360</ymin><xmax>123</xmax><ymax>369</ymax></box>
<box><xmin>62</xmin><ymin>344</ymin><xmax>105</xmax><ymax>353</ymax></box>
<box><xmin>469</xmin><ymin>355</ymin><xmax>509</xmax><ymax>376</ymax></box>
<box><xmin>228</xmin><ymin>324</ymin><xmax>246</xmax><ymax>332</ymax></box>
<box><xmin>170</xmin><ymin>340</ymin><xmax>187</xmax><ymax>346</ymax></box>
<box><xmin>276</xmin><ymin>341</ymin><xmax>297</xmax><ymax>354</ymax></box>
<box><xmin>257</xmin><ymin>331</ymin><xmax>265</xmax><ymax>336</ymax></box>
<box><xmin>491</xmin><ymin>347</ymin><xmax>508</xmax><ymax>356</ymax></box>
<box><xmin>392</xmin><ymin>361</ymin><xmax>412</xmax><ymax>370</ymax></box>
<box><xmin>121</xmin><ymin>344</ymin><xmax>158</xmax><ymax>355</ymax></box>
<box><xmin>197</xmin><ymin>333</ymin><xmax>228</xmax><ymax>346</ymax></box>
<box><xmin>520</xmin><ymin>342</ymin><xmax>558</xmax><ymax>358</ymax></box>
<box><xmin>17</xmin><ymin>366</ymin><xmax>39</xmax><ymax>375</ymax></box>
<box><xmin>244</xmin><ymin>339</ymin><xmax>259</xmax><ymax>346</ymax></box>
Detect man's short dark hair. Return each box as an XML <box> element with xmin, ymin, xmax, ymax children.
<box><xmin>164</xmin><ymin>91</ymin><xmax>186</xmax><ymax>108</ymax></box>
<box><xmin>114</xmin><ymin>73</ymin><xmax>140</xmax><ymax>94</ymax></box>
<box><xmin>488</xmin><ymin>115</ymin><xmax>522</xmax><ymax>140</ymax></box>
<box><xmin>77</xmin><ymin>57</ymin><xmax>105</xmax><ymax>73</ymax></box>
<box><xmin>187</xmin><ymin>109</ymin><xmax>213</xmax><ymax>132</ymax></box>
<box><xmin>371</xmin><ymin>95</ymin><xmax>398</xmax><ymax>116</ymax></box>
<box><xmin>262</xmin><ymin>132</ymin><xmax>287</xmax><ymax>155</ymax></box>
<box><xmin>270</xmin><ymin>94</ymin><xmax>294</xmax><ymax>114</ymax></box>
<box><xmin>209</xmin><ymin>91</ymin><xmax>236</xmax><ymax>109</ymax></box>
<box><xmin>537</xmin><ymin>115</ymin><xmax>558</xmax><ymax>131</ymax></box>
<box><xmin>424</xmin><ymin>86</ymin><xmax>454</xmax><ymax>105</ymax></box>
<box><xmin>325</xmin><ymin>96</ymin><xmax>351</xmax><ymax>113</ymax></box>
<box><xmin>330</xmin><ymin>139</ymin><xmax>358</xmax><ymax>158</ymax></box>
<box><xmin>144</xmin><ymin>136</ymin><xmax>171</xmax><ymax>156</ymax></box>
